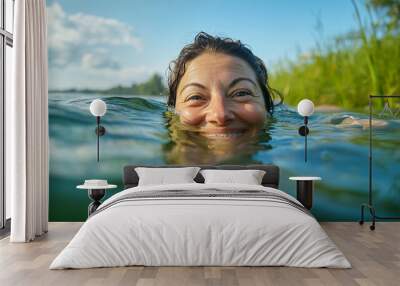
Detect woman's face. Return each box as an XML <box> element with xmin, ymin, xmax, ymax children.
<box><xmin>175</xmin><ymin>52</ymin><xmax>267</xmax><ymax>141</ymax></box>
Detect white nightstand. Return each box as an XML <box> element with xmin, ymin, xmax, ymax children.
<box><xmin>289</xmin><ymin>177</ymin><xmax>321</xmax><ymax>210</ymax></box>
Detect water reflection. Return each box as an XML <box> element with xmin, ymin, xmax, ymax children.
<box><xmin>162</xmin><ymin>110</ymin><xmax>272</xmax><ymax>164</ymax></box>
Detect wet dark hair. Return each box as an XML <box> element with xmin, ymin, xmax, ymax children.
<box><xmin>167</xmin><ymin>32</ymin><xmax>281</xmax><ymax>114</ymax></box>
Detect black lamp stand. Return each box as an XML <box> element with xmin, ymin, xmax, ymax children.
<box><xmin>298</xmin><ymin>116</ymin><xmax>310</xmax><ymax>162</ymax></box>
<box><xmin>359</xmin><ymin>95</ymin><xmax>400</xmax><ymax>230</ymax></box>
<box><xmin>88</xmin><ymin>189</ymin><xmax>105</xmax><ymax>216</ymax></box>
<box><xmin>95</xmin><ymin>116</ymin><xmax>106</xmax><ymax>162</ymax></box>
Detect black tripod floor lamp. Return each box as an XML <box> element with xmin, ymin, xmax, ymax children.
<box><xmin>359</xmin><ymin>95</ymin><xmax>400</xmax><ymax>230</ymax></box>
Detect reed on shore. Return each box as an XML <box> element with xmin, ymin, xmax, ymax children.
<box><xmin>270</xmin><ymin>0</ymin><xmax>400</xmax><ymax>110</ymax></box>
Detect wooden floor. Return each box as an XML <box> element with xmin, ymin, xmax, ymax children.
<box><xmin>0</xmin><ymin>222</ymin><xmax>399</xmax><ymax>286</ymax></box>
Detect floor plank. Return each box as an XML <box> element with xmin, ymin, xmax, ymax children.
<box><xmin>0</xmin><ymin>222</ymin><xmax>399</xmax><ymax>286</ymax></box>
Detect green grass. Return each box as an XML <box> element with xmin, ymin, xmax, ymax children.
<box><xmin>269</xmin><ymin>1</ymin><xmax>400</xmax><ymax>110</ymax></box>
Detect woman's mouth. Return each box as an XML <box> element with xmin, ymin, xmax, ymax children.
<box><xmin>199</xmin><ymin>129</ymin><xmax>247</xmax><ymax>140</ymax></box>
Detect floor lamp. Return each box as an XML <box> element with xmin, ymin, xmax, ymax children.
<box><xmin>359</xmin><ymin>95</ymin><xmax>400</xmax><ymax>230</ymax></box>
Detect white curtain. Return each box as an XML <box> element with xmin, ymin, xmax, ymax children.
<box><xmin>7</xmin><ymin>0</ymin><xmax>49</xmax><ymax>242</ymax></box>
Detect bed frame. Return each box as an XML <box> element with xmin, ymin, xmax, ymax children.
<box><xmin>123</xmin><ymin>164</ymin><xmax>280</xmax><ymax>189</ymax></box>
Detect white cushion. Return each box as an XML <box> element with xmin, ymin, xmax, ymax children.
<box><xmin>135</xmin><ymin>167</ymin><xmax>201</xmax><ymax>186</ymax></box>
<box><xmin>200</xmin><ymin>169</ymin><xmax>266</xmax><ymax>185</ymax></box>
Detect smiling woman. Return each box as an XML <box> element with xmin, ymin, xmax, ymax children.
<box><xmin>176</xmin><ymin>53</ymin><xmax>267</xmax><ymax>139</ymax></box>
<box><xmin>164</xmin><ymin>32</ymin><xmax>280</xmax><ymax>163</ymax></box>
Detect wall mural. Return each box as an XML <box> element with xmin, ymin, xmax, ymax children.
<box><xmin>48</xmin><ymin>0</ymin><xmax>400</xmax><ymax>221</ymax></box>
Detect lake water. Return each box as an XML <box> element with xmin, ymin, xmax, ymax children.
<box><xmin>49</xmin><ymin>93</ymin><xmax>400</xmax><ymax>221</ymax></box>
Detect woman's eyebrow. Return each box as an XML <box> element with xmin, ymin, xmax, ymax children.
<box><xmin>179</xmin><ymin>82</ymin><xmax>206</xmax><ymax>94</ymax></box>
<box><xmin>229</xmin><ymin>77</ymin><xmax>257</xmax><ymax>88</ymax></box>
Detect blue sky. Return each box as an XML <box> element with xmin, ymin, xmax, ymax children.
<box><xmin>47</xmin><ymin>0</ymin><xmax>368</xmax><ymax>89</ymax></box>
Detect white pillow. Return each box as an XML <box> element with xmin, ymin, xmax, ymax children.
<box><xmin>135</xmin><ymin>167</ymin><xmax>200</xmax><ymax>186</ymax></box>
<box><xmin>200</xmin><ymin>169</ymin><xmax>266</xmax><ymax>185</ymax></box>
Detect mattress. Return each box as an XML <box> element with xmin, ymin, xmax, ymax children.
<box><xmin>50</xmin><ymin>183</ymin><xmax>351</xmax><ymax>269</ymax></box>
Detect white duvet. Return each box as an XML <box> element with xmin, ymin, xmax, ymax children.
<box><xmin>50</xmin><ymin>183</ymin><xmax>351</xmax><ymax>269</ymax></box>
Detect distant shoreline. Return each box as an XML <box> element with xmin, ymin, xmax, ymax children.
<box><xmin>48</xmin><ymin>89</ymin><xmax>166</xmax><ymax>96</ymax></box>
<box><xmin>48</xmin><ymin>73</ymin><xmax>168</xmax><ymax>96</ymax></box>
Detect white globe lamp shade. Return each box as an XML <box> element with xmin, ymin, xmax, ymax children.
<box><xmin>90</xmin><ymin>99</ymin><xmax>107</xmax><ymax>117</ymax></box>
<box><xmin>297</xmin><ymin>99</ymin><xmax>315</xmax><ymax>117</ymax></box>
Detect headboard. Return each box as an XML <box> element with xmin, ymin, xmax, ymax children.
<box><xmin>123</xmin><ymin>164</ymin><xmax>279</xmax><ymax>189</ymax></box>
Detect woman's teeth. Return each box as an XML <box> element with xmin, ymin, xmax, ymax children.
<box><xmin>203</xmin><ymin>132</ymin><xmax>244</xmax><ymax>138</ymax></box>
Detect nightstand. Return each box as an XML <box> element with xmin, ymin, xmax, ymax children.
<box><xmin>289</xmin><ymin>177</ymin><xmax>321</xmax><ymax>210</ymax></box>
<box><xmin>77</xmin><ymin>180</ymin><xmax>117</xmax><ymax>216</ymax></box>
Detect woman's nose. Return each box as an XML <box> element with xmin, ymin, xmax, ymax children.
<box><xmin>205</xmin><ymin>95</ymin><xmax>234</xmax><ymax>126</ymax></box>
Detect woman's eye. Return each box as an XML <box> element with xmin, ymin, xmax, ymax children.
<box><xmin>232</xmin><ymin>90</ymin><xmax>252</xmax><ymax>97</ymax></box>
<box><xmin>185</xmin><ymin>95</ymin><xmax>205</xmax><ymax>102</ymax></box>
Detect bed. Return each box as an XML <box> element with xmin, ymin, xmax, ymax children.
<box><xmin>50</xmin><ymin>164</ymin><xmax>351</xmax><ymax>269</ymax></box>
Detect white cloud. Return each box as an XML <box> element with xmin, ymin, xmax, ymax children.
<box><xmin>68</xmin><ymin>13</ymin><xmax>142</xmax><ymax>48</ymax></box>
<box><xmin>47</xmin><ymin>2</ymin><xmax>159</xmax><ymax>89</ymax></box>
<box><xmin>81</xmin><ymin>51</ymin><xmax>120</xmax><ymax>70</ymax></box>
<box><xmin>47</xmin><ymin>2</ymin><xmax>142</xmax><ymax>68</ymax></box>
